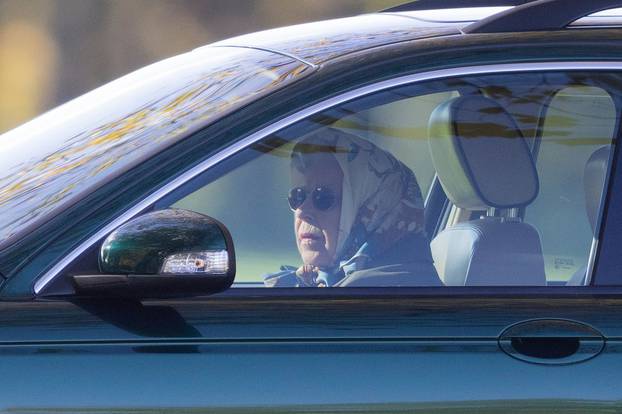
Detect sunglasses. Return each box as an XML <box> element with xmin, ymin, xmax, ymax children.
<box><xmin>288</xmin><ymin>186</ymin><xmax>338</xmax><ymax>211</ymax></box>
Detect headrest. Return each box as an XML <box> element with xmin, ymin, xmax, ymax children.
<box><xmin>428</xmin><ymin>96</ymin><xmax>539</xmax><ymax>210</ymax></box>
<box><xmin>585</xmin><ymin>146</ymin><xmax>611</xmax><ymax>233</ymax></box>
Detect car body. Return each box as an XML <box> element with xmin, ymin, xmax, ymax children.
<box><xmin>2</xmin><ymin>0</ymin><xmax>622</xmax><ymax>411</ymax></box>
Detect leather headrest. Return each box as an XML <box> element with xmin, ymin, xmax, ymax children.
<box><xmin>428</xmin><ymin>96</ymin><xmax>539</xmax><ymax>210</ymax></box>
<box><xmin>585</xmin><ymin>146</ymin><xmax>611</xmax><ymax>233</ymax></box>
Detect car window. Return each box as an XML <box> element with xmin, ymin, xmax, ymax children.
<box><xmin>165</xmin><ymin>71</ymin><xmax>619</xmax><ymax>287</ymax></box>
<box><xmin>524</xmin><ymin>86</ymin><xmax>616</xmax><ymax>283</ymax></box>
<box><xmin>171</xmin><ymin>88</ymin><xmax>457</xmax><ymax>285</ymax></box>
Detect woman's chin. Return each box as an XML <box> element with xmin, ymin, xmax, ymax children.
<box><xmin>300</xmin><ymin>251</ymin><xmax>333</xmax><ymax>268</ymax></box>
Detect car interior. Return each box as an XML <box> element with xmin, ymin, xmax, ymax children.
<box><xmin>161</xmin><ymin>72</ymin><xmax>619</xmax><ymax>287</ymax></box>
<box><xmin>428</xmin><ymin>94</ymin><xmax>546</xmax><ymax>286</ymax></box>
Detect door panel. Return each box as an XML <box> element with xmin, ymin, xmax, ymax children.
<box><xmin>0</xmin><ymin>293</ymin><xmax>620</xmax><ymax>410</ymax></box>
<box><xmin>1</xmin><ymin>342</ymin><xmax>621</xmax><ymax>411</ymax></box>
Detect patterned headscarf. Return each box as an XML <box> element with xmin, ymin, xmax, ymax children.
<box><xmin>291</xmin><ymin>128</ymin><xmax>426</xmax><ymax>268</ymax></box>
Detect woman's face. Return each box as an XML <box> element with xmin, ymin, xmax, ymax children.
<box><xmin>291</xmin><ymin>152</ymin><xmax>343</xmax><ymax>268</ymax></box>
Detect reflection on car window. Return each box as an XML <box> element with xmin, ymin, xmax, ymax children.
<box><xmin>172</xmin><ymin>72</ymin><xmax>620</xmax><ymax>288</ymax></box>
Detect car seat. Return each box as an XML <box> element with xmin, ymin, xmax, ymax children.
<box><xmin>427</xmin><ymin>95</ymin><xmax>546</xmax><ymax>286</ymax></box>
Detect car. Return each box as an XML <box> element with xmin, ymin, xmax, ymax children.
<box><xmin>1</xmin><ymin>0</ymin><xmax>622</xmax><ymax>410</ymax></box>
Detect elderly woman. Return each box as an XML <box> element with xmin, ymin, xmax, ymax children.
<box><xmin>264</xmin><ymin>128</ymin><xmax>441</xmax><ymax>287</ymax></box>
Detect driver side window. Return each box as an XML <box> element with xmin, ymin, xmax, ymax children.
<box><xmin>168</xmin><ymin>71</ymin><xmax>618</xmax><ymax>288</ymax></box>
<box><xmin>171</xmin><ymin>88</ymin><xmax>450</xmax><ymax>286</ymax></box>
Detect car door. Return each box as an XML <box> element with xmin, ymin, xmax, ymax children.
<box><xmin>0</xmin><ymin>62</ymin><xmax>621</xmax><ymax>413</ymax></box>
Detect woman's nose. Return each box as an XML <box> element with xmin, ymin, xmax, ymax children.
<box><xmin>296</xmin><ymin>199</ymin><xmax>317</xmax><ymax>222</ymax></box>
<box><xmin>297</xmin><ymin>192</ymin><xmax>316</xmax><ymax>212</ymax></box>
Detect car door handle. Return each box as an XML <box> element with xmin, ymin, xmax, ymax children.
<box><xmin>498</xmin><ymin>319</ymin><xmax>605</xmax><ymax>365</ymax></box>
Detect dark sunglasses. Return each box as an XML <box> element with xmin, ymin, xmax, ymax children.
<box><xmin>288</xmin><ymin>187</ymin><xmax>337</xmax><ymax>211</ymax></box>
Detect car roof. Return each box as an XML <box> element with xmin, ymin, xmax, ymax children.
<box><xmin>208</xmin><ymin>6</ymin><xmax>622</xmax><ymax>66</ymax></box>
<box><xmin>209</xmin><ymin>13</ymin><xmax>462</xmax><ymax>66</ymax></box>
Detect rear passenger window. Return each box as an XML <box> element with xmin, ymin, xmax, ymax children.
<box><xmin>164</xmin><ymin>71</ymin><xmax>619</xmax><ymax>288</ymax></box>
<box><xmin>525</xmin><ymin>86</ymin><xmax>616</xmax><ymax>284</ymax></box>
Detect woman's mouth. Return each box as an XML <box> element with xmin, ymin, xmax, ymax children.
<box><xmin>299</xmin><ymin>232</ymin><xmax>324</xmax><ymax>243</ymax></box>
<box><xmin>298</xmin><ymin>222</ymin><xmax>325</xmax><ymax>246</ymax></box>
<box><xmin>300</xmin><ymin>232</ymin><xmax>319</xmax><ymax>240</ymax></box>
<box><xmin>299</xmin><ymin>231</ymin><xmax>325</xmax><ymax>247</ymax></box>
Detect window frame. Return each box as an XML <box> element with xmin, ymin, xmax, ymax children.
<box><xmin>34</xmin><ymin>61</ymin><xmax>622</xmax><ymax>295</ymax></box>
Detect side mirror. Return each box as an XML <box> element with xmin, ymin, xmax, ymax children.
<box><xmin>71</xmin><ymin>209</ymin><xmax>235</xmax><ymax>298</ymax></box>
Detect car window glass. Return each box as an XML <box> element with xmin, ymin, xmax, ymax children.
<box><xmin>332</xmin><ymin>91</ymin><xmax>459</xmax><ymax>197</ymax></box>
<box><xmin>165</xmin><ymin>72</ymin><xmax>620</xmax><ymax>288</ymax></box>
<box><xmin>524</xmin><ymin>86</ymin><xmax>616</xmax><ymax>283</ymax></box>
<box><xmin>172</xmin><ymin>89</ymin><xmax>457</xmax><ymax>284</ymax></box>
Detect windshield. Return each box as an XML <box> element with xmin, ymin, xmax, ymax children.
<box><xmin>0</xmin><ymin>46</ymin><xmax>311</xmax><ymax>246</ymax></box>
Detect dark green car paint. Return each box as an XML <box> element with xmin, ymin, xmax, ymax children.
<box><xmin>0</xmin><ymin>293</ymin><xmax>621</xmax><ymax>409</ymax></box>
<box><xmin>5</xmin><ymin>402</ymin><xmax>622</xmax><ymax>413</ymax></box>
<box><xmin>0</xmin><ymin>19</ymin><xmax>621</xmax><ymax>411</ymax></box>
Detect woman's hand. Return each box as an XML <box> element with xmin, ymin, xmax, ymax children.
<box><xmin>296</xmin><ymin>264</ymin><xmax>320</xmax><ymax>287</ymax></box>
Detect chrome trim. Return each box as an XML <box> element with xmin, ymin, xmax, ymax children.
<box><xmin>34</xmin><ymin>61</ymin><xmax>622</xmax><ymax>294</ymax></box>
<box><xmin>379</xmin><ymin>12</ymin><xmax>470</xmax><ymax>26</ymax></box>
<box><xmin>423</xmin><ymin>174</ymin><xmax>438</xmax><ymax>208</ymax></box>
<box><xmin>211</xmin><ymin>45</ymin><xmax>319</xmax><ymax>70</ymax></box>
<box><xmin>585</xmin><ymin>237</ymin><xmax>599</xmax><ymax>286</ymax></box>
<box><xmin>585</xmin><ymin>140</ymin><xmax>617</xmax><ymax>286</ymax></box>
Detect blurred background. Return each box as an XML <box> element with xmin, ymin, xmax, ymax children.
<box><xmin>0</xmin><ymin>0</ymin><xmax>403</xmax><ymax>133</ymax></box>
